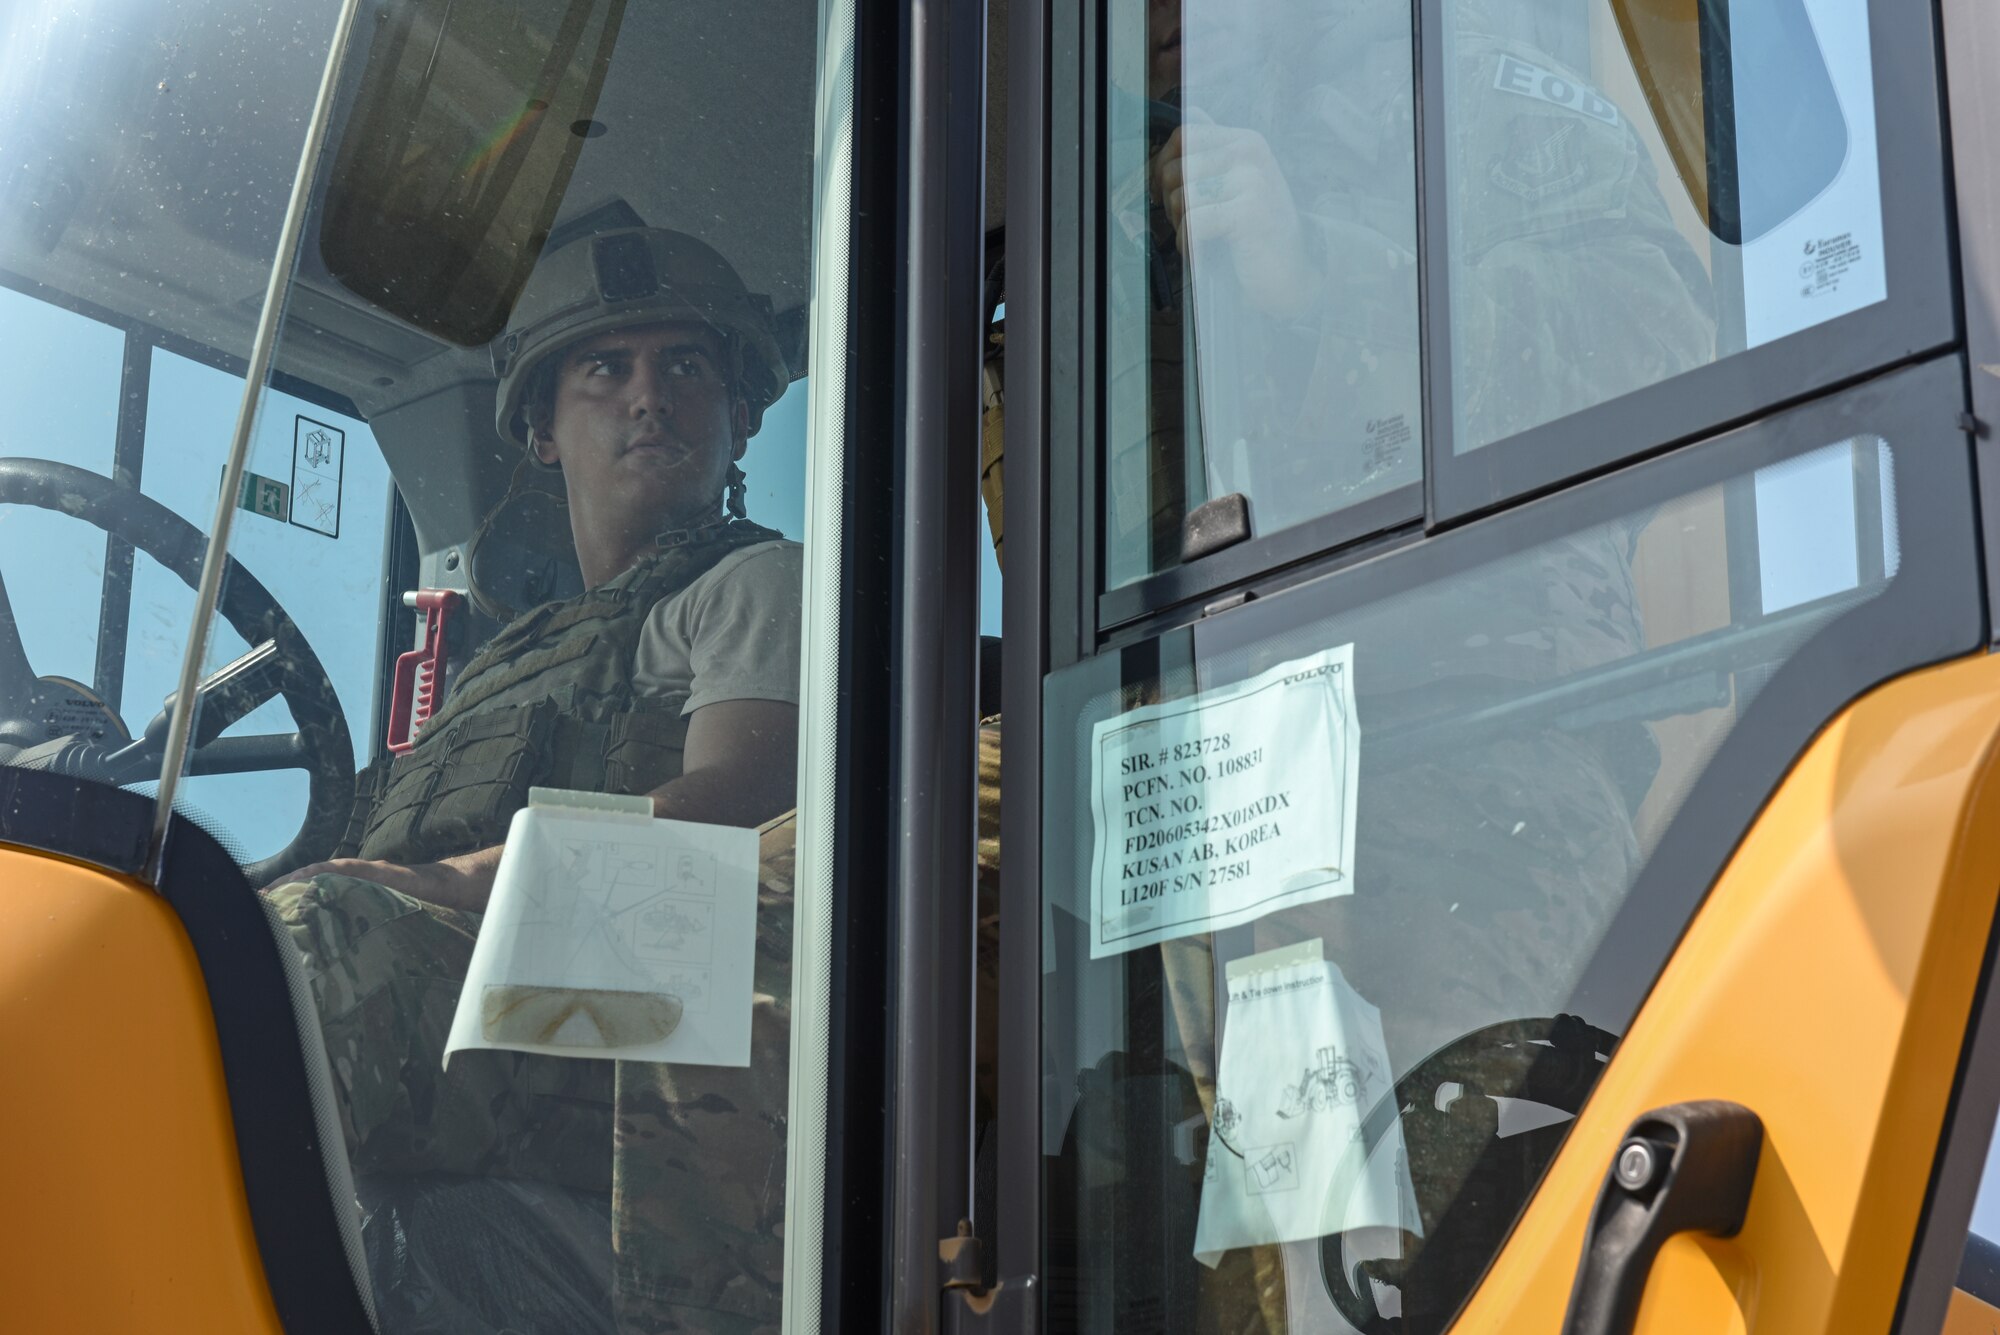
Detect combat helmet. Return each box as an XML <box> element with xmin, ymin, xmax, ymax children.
<box><xmin>492</xmin><ymin>217</ymin><xmax>788</xmax><ymax>445</ymax></box>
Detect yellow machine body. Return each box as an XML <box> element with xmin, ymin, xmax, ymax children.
<box><xmin>0</xmin><ymin>848</ymin><xmax>284</xmax><ymax>1333</ymax></box>
<box><xmin>1455</xmin><ymin>648</ymin><xmax>2000</xmax><ymax>1330</ymax></box>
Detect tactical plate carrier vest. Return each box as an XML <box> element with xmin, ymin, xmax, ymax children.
<box><xmin>340</xmin><ymin>521</ymin><xmax>786</xmax><ymax>866</ymax></box>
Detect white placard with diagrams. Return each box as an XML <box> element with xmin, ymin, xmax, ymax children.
<box><xmin>445</xmin><ymin>791</ymin><xmax>760</xmax><ymax>1067</ymax></box>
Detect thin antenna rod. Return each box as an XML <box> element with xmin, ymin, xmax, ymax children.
<box><xmin>145</xmin><ymin>0</ymin><xmax>367</xmax><ymax>883</ymax></box>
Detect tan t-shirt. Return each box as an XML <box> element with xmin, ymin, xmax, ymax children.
<box><xmin>631</xmin><ymin>539</ymin><xmax>804</xmax><ymax>715</ymax></box>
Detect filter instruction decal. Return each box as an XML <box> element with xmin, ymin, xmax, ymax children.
<box><xmin>1740</xmin><ymin>0</ymin><xmax>1885</xmax><ymax>346</ymax></box>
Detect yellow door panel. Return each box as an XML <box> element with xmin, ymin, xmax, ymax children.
<box><xmin>1946</xmin><ymin>1285</ymin><xmax>2000</xmax><ymax>1334</ymax></box>
<box><xmin>0</xmin><ymin>846</ymin><xmax>282</xmax><ymax>1333</ymax></box>
<box><xmin>1449</xmin><ymin>650</ymin><xmax>2000</xmax><ymax>1333</ymax></box>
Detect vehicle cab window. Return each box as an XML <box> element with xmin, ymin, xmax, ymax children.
<box><xmin>1031</xmin><ymin>0</ymin><xmax>1972</xmax><ymax>1329</ymax></box>
<box><xmin>1947</xmin><ymin>1128</ymin><xmax>2000</xmax><ymax>1326</ymax></box>
<box><xmin>0</xmin><ymin>0</ymin><xmax>369</xmax><ymax>867</ymax></box>
<box><xmin>1044</xmin><ymin>367</ymin><xmax>1977</xmax><ymax>1331</ymax></box>
<box><xmin>0</xmin><ymin>288</ymin><xmax>126</xmax><ymax>714</ymax></box>
<box><xmin>1426</xmin><ymin>0</ymin><xmax>1952</xmax><ymax>516</ymax></box>
<box><xmin>1103</xmin><ymin>0</ymin><xmax>1424</xmax><ymax>589</ymax></box>
<box><xmin>0</xmin><ymin>1</ymin><xmax>861</xmax><ymax>1330</ymax></box>
<box><xmin>133</xmin><ymin>349</ymin><xmax>392</xmax><ymax>862</ymax></box>
<box><xmin>1098</xmin><ymin>0</ymin><xmax>1952</xmax><ymax>615</ymax></box>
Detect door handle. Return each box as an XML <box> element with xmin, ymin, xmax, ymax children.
<box><xmin>1561</xmin><ymin>1100</ymin><xmax>1763</xmax><ymax>1335</ymax></box>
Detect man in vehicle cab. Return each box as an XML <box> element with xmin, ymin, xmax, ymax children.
<box><xmin>260</xmin><ymin>221</ymin><xmax>803</xmax><ymax>1331</ymax></box>
<box><xmin>272</xmin><ymin>223</ymin><xmax>801</xmax><ymax>906</ymax></box>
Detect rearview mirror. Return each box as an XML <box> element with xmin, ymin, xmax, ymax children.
<box><xmin>318</xmin><ymin>0</ymin><xmax>627</xmax><ymax>346</ymax></box>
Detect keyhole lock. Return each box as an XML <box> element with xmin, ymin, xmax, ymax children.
<box><xmin>1614</xmin><ymin>1139</ymin><xmax>1660</xmax><ymax>1191</ymax></box>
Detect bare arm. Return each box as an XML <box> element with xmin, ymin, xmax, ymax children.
<box><xmin>651</xmin><ymin>697</ymin><xmax>799</xmax><ymax>826</ymax></box>
<box><xmin>266</xmin><ymin>698</ymin><xmax>800</xmax><ymax>912</ymax></box>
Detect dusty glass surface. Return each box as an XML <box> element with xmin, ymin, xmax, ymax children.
<box><xmin>1044</xmin><ymin>431</ymin><xmax>1913</xmax><ymax>1332</ymax></box>
<box><xmin>0</xmin><ymin>0</ymin><xmax>341</xmax><ymax>838</ymax></box>
<box><xmin>240</xmin><ymin>3</ymin><xmax>837</xmax><ymax>1329</ymax></box>
<box><xmin>1441</xmin><ymin>0</ymin><xmax>1884</xmax><ymax>453</ymax></box>
<box><xmin>1</xmin><ymin>0</ymin><xmax>849</xmax><ymax>1329</ymax></box>
<box><xmin>1103</xmin><ymin>0</ymin><xmax>1423</xmax><ymax>589</ymax></box>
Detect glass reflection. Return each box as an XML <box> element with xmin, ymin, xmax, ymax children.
<box><xmin>1048</xmin><ymin>435</ymin><xmax>1905</xmax><ymax>1331</ymax></box>
<box><xmin>1442</xmin><ymin>0</ymin><xmax>1884</xmax><ymax>453</ymax></box>
<box><xmin>1105</xmin><ymin>0</ymin><xmax>1422</xmax><ymax>587</ymax></box>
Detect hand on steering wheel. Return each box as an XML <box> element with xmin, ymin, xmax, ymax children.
<box><xmin>0</xmin><ymin>458</ymin><xmax>355</xmax><ymax>885</ymax></box>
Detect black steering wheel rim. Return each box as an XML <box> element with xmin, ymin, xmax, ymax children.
<box><xmin>1319</xmin><ymin>1014</ymin><xmax>1618</xmax><ymax>1334</ymax></box>
<box><xmin>0</xmin><ymin>456</ymin><xmax>355</xmax><ymax>885</ymax></box>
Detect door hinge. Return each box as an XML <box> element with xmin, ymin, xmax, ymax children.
<box><xmin>940</xmin><ymin>1222</ymin><xmax>1037</xmax><ymax>1334</ymax></box>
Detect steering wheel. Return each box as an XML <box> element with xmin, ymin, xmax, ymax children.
<box><xmin>0</xmin><ymin>458</ymin><xmax>355</xmax><ymax>886</ymax></box>
<box><xmin>1318</xmin><ymin>1014</ymin><xmax>1618</xmax><ymax>1335</ymax></box>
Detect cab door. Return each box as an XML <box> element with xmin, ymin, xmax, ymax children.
<box><xmin>0</xmin><ymin>0</ymin><xmax>985</xmax><ymax>1331</ymax></box>
<box><xmin>989</xmin><ymin>0</ymin><xmax>2000</xmax><ymax>1329</ymax></box>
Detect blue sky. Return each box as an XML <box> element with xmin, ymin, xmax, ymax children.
<box><xmin>754</xmin><ymin>376</ymin><xmax>1006</xmax><ymax>641</ymax></box>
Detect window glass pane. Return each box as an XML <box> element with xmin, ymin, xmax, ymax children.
<box><xmin>1103</xmin><ymin>0</ymin><xmax>1423</xmax><ymax>589</ymax></box>
<box><xmin>1975</xmin><ymin>1124</ymin><xmax>2000</xmax><ymax>1244</ymax></box>
<box><xmin>119</xmin><ymin>349</ymin><xmax>390</xmax><ymax>864</ymax></box>
<box><xmin>1442</xmin><ymin>0</ymin><xmax>1885</xmax><ymax>453</ymax></box>
<box><xmin>175</xmin><ymin>1</ymin><xmax>851</xmax><ymax>1328</ymax></box>
<box><xmin>0</xmin><ymin>288</ymin><xmax>123</xmax><ymax>701</ymax></box>
<box><xmin>1962</xmin><ymin>1121</ymin><xmax>2000</xmax><ymax>1321</ymax></box>
<box><xmin>0</xmin><ymin>0</ymin><xmax>334</xmax><ymax>822</ymax></box>
<box><xmin>1042</xmin><ymin>415</ymin><xmax>1955</xmax><ymax>1331</ymax></box>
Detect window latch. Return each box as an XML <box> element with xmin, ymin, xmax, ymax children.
<box><xmin>1181</xmin><ymin>492</ymin><xmax>1253</xmax><ymax>562</ymax></box>
<box><xmin>940</xmin><ymin>1221</ymin><xmax>1037</xmax><ymax>1334</ymax></box>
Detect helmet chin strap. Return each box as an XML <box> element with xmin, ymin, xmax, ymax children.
<box><xmin>726</xmin><ymin>461</ymin><xmax>749</xmax><ymax>520</ymax></box>
<box><xmin>656</xmin><ymin>472</ymin><xmax>747</xmax><ymax>550</ymax></box>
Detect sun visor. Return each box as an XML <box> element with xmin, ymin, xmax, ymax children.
<box><xmin>318</xmin><ymin>0</ymin><xmax>628</xmax><ymax>346</ymax></box>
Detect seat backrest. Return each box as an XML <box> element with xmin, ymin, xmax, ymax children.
<box><xmin>257</xmin><ymin>893</ymin><xmax>382</xmax><ymax>1333</ymax></box>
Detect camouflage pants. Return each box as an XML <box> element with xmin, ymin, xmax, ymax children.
<box><xmin>607</xmin><ymin>812</ymin><xmax>799</xmax><ymax>1335</ymax></box>
<box><xmin>268</xmin><ymin>874</ymin><xmax>615</xmax><ymax>1192</ymax></box>
<box><xmin>270</xmin><ymin>833</ymin><xmax>799</xmax><ymax>1335</ymax></box>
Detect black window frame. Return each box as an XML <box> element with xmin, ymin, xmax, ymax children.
<box><xmin>1875</xmin><ymin>0</ymin><xmax>2000</xmax><ymax>1327</ymax></box>
<box><xmin>0</xmin><ymin>264</ymin><xmax>370</xmax><ymax>732</ymax></box>
<box><xmin>1422</xmin><ymin>0</ymin><xmax>1958</xmax><ymax>525</ymax></box>
<box><xmin>1008</xmin><ymin>0</ymin><xmax>1991</xmax><ymax>1322</ymax></box>
<box><xmin>1066</xmin><ymin>0</ymin><xmax>1959</xmax><ymax>644</ymax></box>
